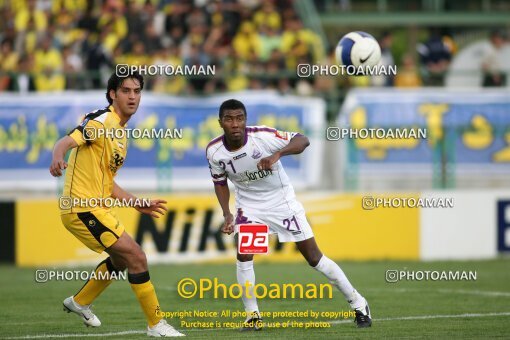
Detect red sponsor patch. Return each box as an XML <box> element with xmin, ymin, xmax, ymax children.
<box><xmin>274</xmin><ymin>130</ymin><xmax>289</xmax><ymax>140</ymax></box>
<box><xmin>238</xmin><ymin>224</ymin><xmax>269</xmax><ymax>254</ymax></box>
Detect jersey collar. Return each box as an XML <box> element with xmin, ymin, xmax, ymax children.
<box><xmin>109</xmin><ymin>105</ymin><xmax>127</xmax><ymax>127</ymax></box>
<box><xmin>222</xmin><ymin>128</ymin><xmax>248</xmax><ymax>152</ymax></box>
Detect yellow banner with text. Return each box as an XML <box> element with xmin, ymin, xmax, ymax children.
<box><xmin>15</xmin><ymin>194</ymin><xmax>419</xmax><ymax>266</ymax></box>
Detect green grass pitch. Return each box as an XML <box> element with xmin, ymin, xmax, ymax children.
<box><xmin>1</xmin><ymin>259</ymin><xmax>509</xmax><ymax>339</ymax></box>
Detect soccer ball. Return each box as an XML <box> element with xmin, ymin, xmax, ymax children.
<box><xmin>335</xmin><ymin>31</ymin><xmax>381</xmax><ymax>68</ymax></box>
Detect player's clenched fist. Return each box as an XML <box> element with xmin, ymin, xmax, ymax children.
<box><xmin>221</xmin><ymin>213</ymin><xmax>234</xmax><ymax>235</ymax></box>
<box><xmin>49</xmin><ymin>135</ymin><xmax>78</xmax><ymax>177</ymax></box>
<box><xmin>257</xmin><ymin>152</ymin><xmax>280</xmax><ymax>170</ymax></box>
<box><xmin>50</xmin><ymin>158</ymin><xmax>68</xmax><ymax>177</ymax></box>
<box><xmin>136</xmin><ymin>199</ymin><xmax>168</xmax><ymax>218</ymax></box>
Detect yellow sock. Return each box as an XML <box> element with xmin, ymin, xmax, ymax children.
<box><xmin>74</xmin><ymin>257</ymin><xmax>119</xmax><ymax>305</ymax></box>
<box><xmin>129</xmin><ymin>272</ymin><xmax>162</xmax><ymax>327</ymax></box>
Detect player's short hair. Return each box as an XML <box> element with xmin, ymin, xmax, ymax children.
<box><xmin>105</xmin><ymin>72</ymin><xmax>144</xmax><ymax>105</ymax></box>
<box><xmin>219</xmin><ymin>99</ymin><xmax>247</xmax><ymax>119</ymax></box>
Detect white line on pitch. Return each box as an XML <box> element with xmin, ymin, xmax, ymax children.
<box><xmin>437</xmin><ymin>289</ymin><xmax>510</xmax><ymax>297</ymax></box>
<box><xmin>330</xmin><ymin>311</ymin><xmax>510</xmax><ymax>324</ymax></box>
<box><xmin>5</xmin><ymin>330</ymin><xmax>145</xmax><ymax>339</ymax></box>
<box><xmin>365</xmin><ymin>287</ymin><xmax>510</xmax><ymax>297</ymax></box>
<box><xmin>8</xmin><ymin>312</ymin><xmax>510</xmax><ymax>338</ymax></box>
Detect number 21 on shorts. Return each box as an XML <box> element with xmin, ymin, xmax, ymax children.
<box><xmin>238</xmin><ymin>224</ymin><xmax>269</xmax><ymax>254</ymax></box>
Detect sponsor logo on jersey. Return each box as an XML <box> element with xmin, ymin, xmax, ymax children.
<box><xmin>244</xmin><ymin>169</ymin><xmax>273</xmax><ymax>181</ymax></box>
<box><xmin>80</xmin><ymin>118</ymin><xmax>90</xmax><ymax>127</ymax></box>
<box><xmin>109</xmin><ymin>150</ymin><xmax>125</xmax><ymax>174</ymax></box>
<box><xmin>275</xmin><ymin>130</ymin><xmax>289</xmax><ymax>140</ymax></box>
<box><xmin>251</xmin><ymin>148</ymin><xmax>262</xmax><ymax>159</ymax></box>
<box><xmin>233</xmin><ymin>152</ymin><xmax>247</xmax><ymax>160</ymax></box>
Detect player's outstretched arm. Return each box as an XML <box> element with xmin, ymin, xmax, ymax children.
<box><xmin>49</xmin><ymin>136</ymin><xmax>78</xmax><ymax>177</ymax></box>
<box><xmin>112</xmin><ymin>181</ymin><xmax>168</xmax><ymax>218</ymax></box>
<box><xmin>257</xmin><ymin>134</ymin><xmax>310</xmax><ymax>170</ymax></box>
<box><xmin>214</xmin><ymin>183</ymin><xmax>234</xmax><ymax>234</ymax></box>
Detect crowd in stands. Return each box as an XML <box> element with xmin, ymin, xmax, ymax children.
<box><xmin>0</xmin><ymin>0</ymin><xmax>505</xmax><ymax>94</ymax></box>
<box><xmin>0</xmin><ymin>0</ymin><xmax>324</xmax><ymax>94</ymax></box>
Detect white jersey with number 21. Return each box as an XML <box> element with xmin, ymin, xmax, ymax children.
<box><xmin>206</xmin><ymin>126</ymin><xmax>301</xmax><ymax>211</ymax></box>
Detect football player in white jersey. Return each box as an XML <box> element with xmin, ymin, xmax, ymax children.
<box><xmin>206</xmin><ymin>99</ymin><xmax>372</xmax><ymax>330</ymax></box>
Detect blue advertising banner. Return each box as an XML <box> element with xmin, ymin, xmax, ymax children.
<box><xmin>0</xmin><ymin>91</ymin><xmax>325</xmax><ymax>191</ymax></box>
<box><xmin>338</xmin><ymin>89</ymin><xmax>510</xmax><ymax>168</ymax></box>
<box><xmin>497</xmin><ymin>200</ymin><xmax>510</xmax><ymax>252</ymax></box>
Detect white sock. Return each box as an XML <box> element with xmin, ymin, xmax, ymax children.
<box><xmin>313</xmin><ymin>255</ymin><xmax>365</xmax><ymax>309</ymax></box>
<box><xmin>237</xmin><ymin>260</ymin><xmax>259</xmax><ymax>313</ymax></box>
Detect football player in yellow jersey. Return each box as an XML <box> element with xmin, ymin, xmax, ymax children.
<box><xmin>49</xmin><ymin>72</ymin><xmax>184</xmax><ymax>337</ymax></box>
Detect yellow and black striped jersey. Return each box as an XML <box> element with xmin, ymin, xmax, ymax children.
<box><xmin>61</xmin><ymin>105</ymin><xmax>127</xmax><ymax>214</ymax></box>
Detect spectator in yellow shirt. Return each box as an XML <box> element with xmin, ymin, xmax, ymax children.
<box><xmin>34</xmin><ymin>35</ymin><xmax>63</xmax><ymax>73</ymax></box>
<box><xmin>16</xmin><ymin>14</ymin><xmax>42</xmax><ymax>54</ymax></box>
<box><xmin>232</xmin><ymin>21</ymin><xmax>261</xmax><ymax>60</ymax></box>
<box><xmin>123</xmin><ymin>41</ymin><xmax>152</xmax><ymax>67</ymax></box>
<box><xmin>152</xmin><ymin>45</ymin><xmax>186</xmax><ymax>94</ymax></box>
<box><xmin>34</xmin><ymin>69</ymin><xmax>65</xmax><ymax>91</ymax></box>
<box><xmin>395</xmin><ymin>54</ymin><xmax>422</xmax><ymax>88</ymax></box>
<box><xmin>281</xmin><ymin>18</ymin><xmax>323</xmax><ymax>67</ymax></box>
<box><xmin>51</xmin><ymin>0</ymin><xmax>87</xmax><ymax>14</ymax></box>
<box><xmin>253</xmin><ymin>1</ymin><xmax>281</xmax><ymax>31</ymax></box>
<box><xmin>98</xmin><ymin>7</ymin><xmax>128</xmax><ymax>41</ymax></box>
<box><xmin>14</xmin><ymin>0</ymin><xmax>47</xmax><ymax>32</ymax></box>
<box><xmin>0</xmin><ymin>38</ymin><xmax>19</xmax><ymax>73</ymax></box>
<box><xmin>33</xmin><ymin>35</ymin><xmax>65</xmax><ymax>91</ymax></box>
<box><xmin>0</xmin><ymin>39</ymin><xmax>19</xmax><ymax>91</ymax></box>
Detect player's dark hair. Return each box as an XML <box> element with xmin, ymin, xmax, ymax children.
<box><xmin>219</xmin><ymin>99</ymin><xmax>247</xmax><ymax>119</ymax></box>
<box><xmin>105</xmin><ymin>71</ymin><xmax>144</xmax><ymax>105</ymax></box>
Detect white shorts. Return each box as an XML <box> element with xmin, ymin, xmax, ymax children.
<box><xmin>234</xmin><ymin>201</ymin><xmax>314</xmax><ymax>243</ymax></box>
